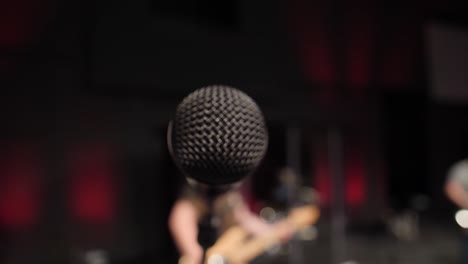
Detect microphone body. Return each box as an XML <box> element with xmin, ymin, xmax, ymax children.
<box><xmin>168</xmin><ymin>85</ymin><xmax>268</xmax><ymax>192</ymax></box>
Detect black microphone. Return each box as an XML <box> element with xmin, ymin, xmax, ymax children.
<box><xmin>168</xmin><ymin>85</ymin><xmax>268</xmax><ymax>194</ymax></box>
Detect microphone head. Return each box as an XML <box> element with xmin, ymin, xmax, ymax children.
<box><xmin>169</xmin><ymin>85</ymin><xmax>268</xmax><ymax>186</ymax></box>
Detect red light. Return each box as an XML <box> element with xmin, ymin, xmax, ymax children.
<box><xmin>345</xmin><ymin>159</ymin><xmax>366</xmax><ymax>207</ymax></box>
<box><xmin>0</xmin><ymin>143</ymin><xmax>41</xmax><ymax>231</ymax></box>
<box><xmin>313</xmin><ymin>146</ymin><xmax>332</xmax><ymax>206</ymax></box>
<box><xmin>68</xmin><ymin>143</ymin><xmax>116</xmax><ymax>224</ymax></box>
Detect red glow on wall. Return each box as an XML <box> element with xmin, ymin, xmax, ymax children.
<box><xmin>344</xmin><ymin>152</ymin><xmax>367</xmax><ymax>207</ymax></box>
<box><xmin>344</xmin><ymin>4</ymin><xmax>376</xmax><ymax>90</ymax></box>
<box><xmin>313</xmin><ymin>145</ymin><xmax>332</xmax><ymax>206</ymax></box>
<box><xmin>69</xmin><ymin>143</ymin><xmax>117</xmax><ymax>224</ymax></box>
<box><xmin>300</xmin><ymin>33</ymin><xmax>336</xmax><ymax>86</ymax></box>
<box><xmin>0</xmin><ymin>0</ymin><xmax>49</xmax><ymax>46</ymax></box>
<box><xmin>0</xmin><ymin>0</ymin><xmax>51</xmax><ymax>76</ymax></box>
<box><xmin>286</xmin><ymin>0</ymin><xmax>425</xmax><ymax>92</ymax></box>
<box><xmin>287</xmin><ymin>0</ymin><xmax>336</xmax><ymax>86</ymax></box>
<box><xmin>313</xmin><ymin>142</ymin><xmax>368</xmax><ymax>208</ymax></box>
<box><xmin>0</xmin><ymin>143</ymin><xmax>41</xmax><ymax>231</ymax></box>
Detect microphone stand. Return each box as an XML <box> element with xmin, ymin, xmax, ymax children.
<box><xmin>197</xmin><ymin>189</ymin><xmax>224</xmax><ymax>264</ymax></box>
<box><xmin>199</xmin><ymin>207</ymin><xmax>216</xmax><ymax>263</ymax></box>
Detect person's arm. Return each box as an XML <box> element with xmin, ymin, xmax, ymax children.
<box><xmin>168</xmin><ymin>199</ymin><xmax>203</xmax><ymax>264</ymax></box>
<box><xmin>445</xmin><ymin>180</ymin><xmax>468</xmax><ymax>209</ymax></box>
<box><xmin>232</xmin><ymin>202</ymin><xmax>271</xmax><ymax>235</ymax></box>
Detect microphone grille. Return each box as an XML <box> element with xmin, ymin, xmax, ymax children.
<box><xmin>171</xmin><ymin>85</ymin><xmax>268</xmax><ymax>185</ymax></box>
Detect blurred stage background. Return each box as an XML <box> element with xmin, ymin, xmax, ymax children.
<box><xmin>0</xmin><ymin>0</ymin><xmax>467</xmax><ymax>263</ymax></box>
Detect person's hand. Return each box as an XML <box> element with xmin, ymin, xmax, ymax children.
<box><xmin>274</xmin><ymin>221</ymin><xmax>296</xmax><ymax>243</ymax></box>
<box><xmin>178</xmin><ymin>245</ymin><xmax>204</xmax><ymax>264</ymax></box>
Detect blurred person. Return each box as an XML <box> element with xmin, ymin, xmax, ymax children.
<box><xmin>168</xmin><ymin>181</ymin><xmax>297</xmax><ymax>264</ymax></box>
<box><xmin>445</xmin><ymin>159</ymin><xmax>468</xmax><ymax>263</ymax></box>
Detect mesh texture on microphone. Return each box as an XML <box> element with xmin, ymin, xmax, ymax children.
<box><xmin>171</xmin><ymin>85</ymin><xmax>268</xmax><ymax>185</ymax></box>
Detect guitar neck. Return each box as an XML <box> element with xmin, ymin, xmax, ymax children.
<box><xmin>225</xmin><ymin>224</ymin><xmax>291</xmax><ymax>263</ymax></box>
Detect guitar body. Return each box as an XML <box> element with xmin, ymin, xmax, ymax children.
<box><xmin>204</xmin><ymin>205</ymin><xmax>320</xmax><ymax>264</ymax></box>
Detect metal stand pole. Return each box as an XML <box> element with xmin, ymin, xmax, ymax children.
<box><xmin>285</xmin><ymin>125</ymin><xmax>305</xmax><ymax>264</ymax></box>
<box><xmin>328</xmin><ymin>127</ymin><xmax>347</xmax><ymax>264</ymax></box>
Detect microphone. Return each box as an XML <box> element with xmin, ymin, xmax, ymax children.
<box><xmin>168</xmin><ymin>85</ymin><xmax>268</xmax><ymax>194</ymax></box>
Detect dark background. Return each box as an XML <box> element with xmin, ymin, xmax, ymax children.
<box><xmin>1</xmin><ymin>0</ymin><xmax>467</xmax><ymax>263</ymax></box>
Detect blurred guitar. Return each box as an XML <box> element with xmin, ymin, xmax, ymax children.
<box><xmin>203</xmin><ymin>205</ymin><xmax>320</xmax><ymax>264</ymax></box>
